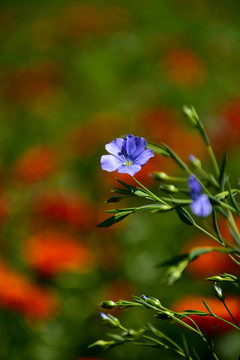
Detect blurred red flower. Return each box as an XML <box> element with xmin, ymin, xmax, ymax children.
<box><xmin>0</xmin><ymin>261</ymin><xmax>57</xmax><ymax>319</ymax></box>
<box><xmin>101</xmin><ymin>6</ymin><xmax>131</xmax><ymax>32</ymax></box>
<box><xmin>67</xmin><ymin>112</ymin><xmax>123</xmax><ymax>157</ymax></box>
<box><xmin>34</xmin><ymin>190</ymin><xmax>96</xmax><ymax>230</ymax></box>
<box><xmin>173</xmin><ymin>295</ymin><xmax>240</xmax><ymax>335</ymax></box>
<box><xmin>138</xmin><ymin>107</ymin><xmax>206</xmax><ymax>162</ymax></box>
<box><xmin>162</xmin><ymin>47</ymin><xmax>206</xmax><ymax>87</ymax></box>
<box><xmin>185</xmin><ymin>236</ymin><xmax>239</xmax><ymax>279</ymax></box>
<box><xmin>13</xmin><ymin>146</ymin><xmax>58</xmax><ymax>184</ymax></box>
<box><xmin>60</xmin><ymin>5</ymin><xmax>103</xmax><ymax>39</ymax></box>
<box><xmin>212</xmin><ymin>99</ymin><xmax>240</xmax><ymax>152</ymax></box>
<box><xmin>0</xmin><ymin>192</ymin><xmax>9</xmax><ymax>224</ymax></box>
<box><xmin>24</xmin><ymin>231</ymin><xmax>93</xmax><ymax>277</ymax></box>
<box><xmin>2</xmin><ymin>62</ymin><xmax>62</xmax><ymax>104</ymax></box>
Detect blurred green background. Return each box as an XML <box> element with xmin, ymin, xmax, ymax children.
<box><xmin>0</xmin><ymin>0</ymin><xmax>240</xmax><ymax>359</ymax></box>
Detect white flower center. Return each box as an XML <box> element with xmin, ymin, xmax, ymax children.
<box><xmin>124</xmin><ymin>160</ymin><xmax>133</xmax><ymax>166</ymax></box>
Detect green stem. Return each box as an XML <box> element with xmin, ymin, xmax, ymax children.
<box><xmin>222</xmin><ymin>300</ymin><xmax>240</xmax><ymax>328</ymax></box>
<box><xmin>193</xmin><ymin>223</ymin><xmax>227</xmax><ymax>246</ymax></box>
<box><xmin>132</xmin><ymin>176</ymin><xmax>168</xmax><ymax>205</ymax></box>
<box><xmin>142</xmin><ymin>335</ymin><xmax>187</xmax><ymax>358</ymax></box>
<box><xmin>207</xmin><ymin>145</ymin><xmax>220</xmax><ymax>178</ymax></box>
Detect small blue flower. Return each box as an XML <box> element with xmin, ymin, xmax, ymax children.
<box><xmin>100</xmin><ymin>134</ymin><xmax>154</xmax><ymax>176</ymax></box>
<box><xmin>188</xmin><ymin>175</ymin><xmax>202</xmax><ymax>200</ymax></box>
<box><xmin>188</xmin><ymin>175</ymin><xmax>212</xmax><ymax>218</ymax></box>
<box><xmin>100</xmin><ymin>312</ymin><xmax>109</xmax><ymax>320</ymax></box>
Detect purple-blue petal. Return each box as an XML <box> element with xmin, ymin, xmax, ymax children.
<box><xmin>124</xmin><ymin>135</ymin><xmax>137</xmax><ymax>157</ymax></box>
<box><xmin>100</xmin><ymin>155</ymin><xmax>122</xmax><ymax>172</ymax></box>
<box><xmin>188</xmin><ymin>175</ymin><xmax>202</xmax><ymax>199</ymax></box>
<box><xmin>105</xmin><ymin>138</ymin><xmax>124</xmax><ymax>156</ymax></box>
<box><xmin>190</xmin><ymin>194</ymin><xmax>212</xmax><ymax>218</ymax></box>
<box><xmin>117</xmin><ymin>164</ymin><xmax>141</xmax><ymax>176</ymax></box>
<box><xmin>131</xmin><ymin>136</ymin><xmax>147</xmax><ymax>159</ymax></box>
<box><xmin>134</xmin><ymin>148</ymin><xmax>154</xmax><ymax>166</ymax></box>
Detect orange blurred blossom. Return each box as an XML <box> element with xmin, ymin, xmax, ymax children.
<box><xmin>24</xmin><ymin>231</ymin><xmax>93</xmax><ymax>277</ymax></box>
<box><xmin>173</xmin><ymin>295</ymin><xmax>240</xmax><ymax>335</ymax></box>
<box><xmin>0</xmin><ymin>261</ymin><xmax>57</xmax><ymax>319</ymax></box>
<box><xmin>34</xmin><ymin>190</ymin><xmax>96</xmax><ymax>230</ymax></box>
<box><xmin>13</xmin><ymin>146</ymin><xmax>58</xmax><ymax>184</ymax></box>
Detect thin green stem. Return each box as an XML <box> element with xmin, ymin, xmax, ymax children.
<box><xmin>132</xmin><ymin>176</ymin><xmax>168</xmax><ymax>205</ymax></box>
<box><xmin>207</xmin><ymin>145</ymin><xmax>220</xmax><ymax>178</ymax></box>
<box><xmin>222</xmin><ymin>300</ymin><xmax>240</xmax><ymax>328</ymax></box>
<box><xmin>193</xmin><ymin>223</ymin><xmax>227</xmax><ymax>246</ymax></box>
<box><xmin>142</xmin><ymin>335</ymin><xmax>187</xmax><ymax>358</ymax></box>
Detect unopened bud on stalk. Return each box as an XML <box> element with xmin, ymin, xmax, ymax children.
<box><xmin>141</xmin><ymin>294</ymin><xmax>161</xmax><ymax>308</ymax></box>
<box><xmin>183</xmin><ymin>105</ymin><xmax>199</xmax><ymax>126</ymax></box>
<box><xmin>159</xmin><ymin>184</ymin><xmax>179</xmax><ymax>193</ymax></box>
<box><xmin>100</xmin><ymin>300</ymin><xmax>118</xmax><ymax>309</ymax></box>
<box><xmin>89</xmin><ymin>340</ymin><xmax>114</xmax><ymax>350</ymax></box>
<box><xmin>153</xmin><ymin>172</ymin><xmax>169</xmax><ymax>181</ymax></box>
<box><xmin>100</xmin><ymin>312</ymin><xmax>120</xmax><ymax>328</ymax></box>
<box><xmin>213</xmin><ymin>283</ymin><xmax>225</xmax><ymax>302</ymax></box>
<box><xmin>189</xmin><ymin>154</ymin><xmax>201</xmax><ymax>169</ymax></box>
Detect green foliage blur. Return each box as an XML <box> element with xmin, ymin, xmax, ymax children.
<box><xmin>0</xmin><ymin>0</ymin><xmax>240</xmax><ymax>359</ymax></box>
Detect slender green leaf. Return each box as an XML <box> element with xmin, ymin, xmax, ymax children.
<box><xmin>219</xmin><ymin>152</ymin><xmax>227</xmax><ymax>191</ymax></box>
<box><xmin>175</xmin><ymin>207</ymin><xmax>195</xmax><ymax>225</ymax></box>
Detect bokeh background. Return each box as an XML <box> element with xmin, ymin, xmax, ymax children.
<box><xmin>0</xmin><ymin>0</ymin><xmax>240</xmax><ymax>359</ymax></box>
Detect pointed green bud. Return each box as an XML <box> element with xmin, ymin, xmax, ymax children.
<box><xmin>153</xmin><ymin>172</ymin><xmax>169</xmax><ymax>181</ymax></box>
<box><xmin>213</xmin><ymin>283</ymin><xmax>225</xmax><ymax>302</ymax></box>
<box><xmin>183</xmin><ymin>106</ymin><xmax>199</xmax><ymax>126</ymax></box>
<box><xmin>100</xmin><ymin>312</ymin><xmax>120</xmax><ymax>328</ymax></box>
<box><xmin>159</xmin><ymin>184</ymin><xmax>179</xmax><ymax>193</ymax></box>
<box><xmin>189</xmin><ymin>154</ymin><xmax>201</xmax><ymax>169</ymax></box>
<box><xmin>100</xmin><ymin>300</ymin><xmax>118</xmax><ymax>309</ymax></box>
<box><xmin>89</xmin><ymin>340</ymin><xmax>115</xmax><ymax>350</ymax></box>
<box><xmin>141</xmin><ymin>294</ymin><xmax>161</xmax><ymax>308</ymax></box>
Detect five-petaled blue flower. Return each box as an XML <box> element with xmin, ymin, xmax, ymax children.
<box><xmin>188</xmin><ymin>175</ymin><xmax>212</xmax><ymax>218</ymax></box>
<box><xmin>100</xmin><ymin>134</ymin><xmax>154</xmax><ymax>176</ymax></box>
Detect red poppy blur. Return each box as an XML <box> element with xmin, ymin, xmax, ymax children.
<box><xmin>221</xmin><ymin>100</ymin><xmax>240</xmax><ymax>130</ymax></box>
<box><xmin>13</xmin><ymin>146</ymin><xmax>58</xmax><ymax>184</ymax></box>
<box><xmin>138</xmin><ymin>107</ymin><xmax>206</xmax><ymax>163</ymax></box>
<box><xmin>212</xmin><ymin>100</ymin><xmax>240</xmax><ymax>151</ymax></box>
<box><xmin>0</xmin><ymin>262</ymin><xmax>57</xmax><ymax>319</ymax></box>
<box><xmin>60</xmin><ymin>5</ymin><xmax>103</xmax><ymax>39</ymax></box>
<box><xmin>173</xmin><ymin>295</ymin><xmax>240</xmax><ymax>335</ymax></box>
<box><xmin>162</xmin><ymin>47</ymin><xmax>206</xmax><ymax>87</ymax></box>
<box><xmin>104</xmin><ymin>279</ymin><xmax>134</xmax><ymax>303</ymax></box>
<box><xmin>68</xmin><ymin>112</ymin><xmax>124</xmax><ymax>156</ymax></box>
<box><xmin>24</xmin><ymin>231</ymin><xmax>93</xmax><ymax>276</ymax></box>
<box><xmin>0</xmin><ymin>192</ymin><xmax>9</xmax><ymax>224</ymax></box>
<box><xmin>2</xmin><ymin>62</ymin><xmax>62</xmax><ymax>104</ymax></box>
<box><xmin>34</xmin><ymin>190</ymin><xmax>96</xmax><ymax>230</ymax></box>
<box><xmin>101</xmin><ymin>6</ymin><xmax>131</xmax><ymax>32</ymax></box>
<box><xmin>185</xmin><ymin>236</ymin><xmax>239</xmax><ymax>279</ymax></box>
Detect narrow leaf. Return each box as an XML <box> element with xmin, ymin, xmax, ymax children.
<box><xmin>219</xmin><ymin>152</ymin><xmax>227</xmax><ymax>191</ymax></box>
<box><xmin>175</xmin><ymin>207</ymin><xmax>195</xmax><ymax>225</ymax></box>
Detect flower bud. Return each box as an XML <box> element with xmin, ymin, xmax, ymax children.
<box><xmin>100</xmin><ymin>312</ymin><xmax>120</xmax><ymax>328</ymax></box>
<box><xmin>153</xmin><ymin>172</ymin><xmax>168</xmax><ymax>181</ymax></box>
<box><xmin>141</xmin><ymin>294</ymin><xmax>161</xmax><ymax>308</ymax></box>
<box><xmin>183</xmin><ymin>106</ymin><xmax>199</xmax><ymax>126</ymax></box>
<box><xmin>189</xmin><ymin>154</ymin><xmax>201</xmax><ymax>169</ymax></box>
<box><xmin>155</xmin><ymin>312</ymin><xmax>172</xmax><ymax>320</ymax></box>
<box><xmin>213</xmin><ymin>283</ymin><xmax>225</xmax><ymax>302</ymax></box>
<box><xmin>159</xmin><ymin>184</ymin><xmax>178</xmax><ymax>193</ymax></box>
<box><xmin>89</xmin><ymin>339</ymin><xmax>114</xmax><ymax>350</ymax></box>
<box><xmin>100</xmin><ymin>300</ymin><xmax>118</xmax><ymax>309</ymax></box>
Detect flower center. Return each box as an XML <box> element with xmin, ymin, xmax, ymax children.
<box><xmin>124</xmin><ymin>159</ymin><xmax>133</xmax><ymax>166</ymax></box>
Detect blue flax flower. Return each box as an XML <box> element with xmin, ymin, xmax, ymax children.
<box><xmin>100</xmin><ymin>134</ymin><xmax>154</xmax><ymax>176</ymax></box>
<box><xmin>188</xmin><ymin>175</ymin><xmax>212</xmax><ymax>218</ymax></box>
